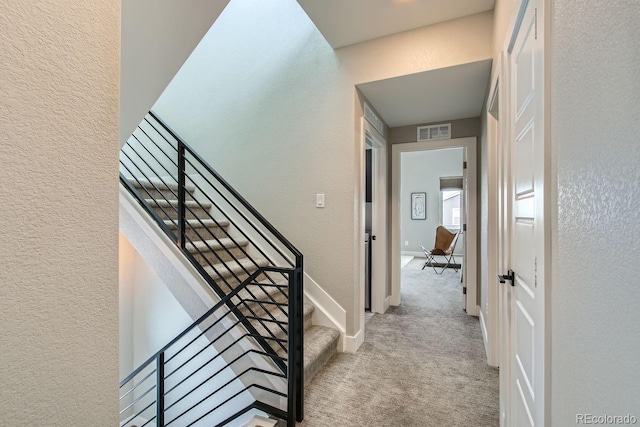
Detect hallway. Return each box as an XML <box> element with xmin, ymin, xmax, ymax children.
<box><xmin>298</xmin><ymin>258</ymin><xmax>499</xmax><ymax>426</ymax></box>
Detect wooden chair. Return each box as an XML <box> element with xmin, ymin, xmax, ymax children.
<box><xmin>420</xmin><ymin>226</ymin><xmax>461</xmax><ymax>274</ymax></box>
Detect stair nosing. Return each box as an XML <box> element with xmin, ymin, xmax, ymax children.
<box><xmin>145</xmin><ymin>198</ymin><xmax>211</xmax><ymax>209</ymax></box>
<box><xmin>202</xmin><ymin>257</ymin><xmax>269</xmax><ymax>279</ymax></box>
<box><xmin>261</xmin><ymin>303</ymin><xmax>314</xmax><ymax>344</ymax></box>
<box><xmin>165</xmin><ymin>218</ymin><xmax>230</xmax><ymax>229</ymax></box>
<box><xmin>186</xmin><ymin>238</ymin><xmax>250</xmax><ymax>252</ymax></box>
<box><xmin>130</xmin><ymin>178</ymin><xmax>196</xmax><ymax>193</ymax></box>
<box><xmin>303</xmin><ymin>325</ymin><xmax>340</xmax><ymax>384</ymax></box>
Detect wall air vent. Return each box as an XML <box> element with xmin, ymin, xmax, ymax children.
<box><xmin>417</xmin><ymin>123</ymin><xmax>451</xmax><ymax>141</ymax></box>
<box><xmin>364</xmin><ymin>103</ymin><xmax>385</xmax><ymax>137</ymax></box>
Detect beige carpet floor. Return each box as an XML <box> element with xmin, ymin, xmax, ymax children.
<box><xmin>297</xmin><ymin>258</ymin><xmax>499</xmax><ymax>426</ymax></box>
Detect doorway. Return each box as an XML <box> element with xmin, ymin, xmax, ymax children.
<box><xmin>361</xmin><ymin>118</ymin><xmax>388</xmax><ymax>317</ymax></box>
<box><xmin>391</xmin><ymin>137</ymin><xmax>478</xmax><ymax>315</ymax></box>
<box><xmin>399</xmin><ymin>148</ymin><xmax>465</xmax><ymax>286</ymax></box>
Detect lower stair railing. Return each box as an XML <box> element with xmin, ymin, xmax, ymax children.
<box><xmin>119</xmin><ymin>111</ymin><xmax>304</xmax><ymax>425</ymax></box>
<box><xmin>119</xmin><ymin>267</ymin><xmax>302</xmax><ymax>427</ymax></box>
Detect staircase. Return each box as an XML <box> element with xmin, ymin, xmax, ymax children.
<box><xmin>129</xmin><ymin>177</ymin><xmax>340</xmax><ymax>383</ymax></box>
<box><xmin>119</xmin><ymin>112</ymin><xmax>339</xmax><ymax>426</ymax></box>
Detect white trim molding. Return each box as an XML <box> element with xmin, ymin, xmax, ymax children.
<box><xmin>479</xmin><ymin>306</ymin><xmax>490</xmax><ymax>358</ymax></box>
<box><xmin>343</xmin><ymin>328</ymin><xmax>365</xmax><ymax>354</ymax></box>
<box><xmin>303</xmin><ymin>273</ymin><xmax>347</xmax><ymax>352</ymax></box>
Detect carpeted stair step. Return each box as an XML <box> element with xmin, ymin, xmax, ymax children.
<box><xmin>265</xmin><ymin>302</ymin><xmax>338</xmax><ymax>387</ymax></box>
<box><xmin>302</xmin><ymin>325</ymin><xmax>340</xmax><ymax>386</ymax></box>
<box><xmin>249</xmin><ymin>303</ymin><xmax>314</xmax><ymax>346</ymax></box>
<box><xmin>129</xmin><ymin>178</ymin><xmax>197</xmax><ymax>201</ymax></box>
<box><xmin>145</xmin><ymin>198</ymin><xmax>212</xmax><ymax>220</ymax></box>
<box><xmin>303</xmin><ymin>302</ymin><xmax>314</xmax><ymax>332</ymax></box>
<box><xmin>186</xmin><ymin>237</ymin><xmax>250</xmax><ymax>265</ymax></box>
<box><xmin>130</xmin><ymin>174</ymin><xmax>341</xmax><ymax>406</ymax></box>
<box><xmin>235</xmin><ymin>282</ymin><xmax>289</xmax><ymax>318</ymax></box>
<box><xmin>202</xmin><ymin>257</ymin><xmax>270</xmax><ymax>290</ymax></box>
<box><xmin>164</xmin><ymin>218</ymin><xmax>231</xmax><ymax>240</ymax></box>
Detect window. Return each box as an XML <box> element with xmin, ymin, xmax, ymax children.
<box><xmin>451</xmin><ymin>207</ymin><xmax>460</xmax><ymax>226</ymax></box>
<box><xmin>441</xmin><ymin>190</ymin><xmax>461</xmax><ymax>229</ymax></box>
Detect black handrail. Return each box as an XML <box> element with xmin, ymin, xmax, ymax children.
<box><xmin>119</xmin><ymin>111</ymin><xmax>304</xmax><ymax>426</ymax></box>
<box><xmin>149</xmin><ymin>110</ymin><xmax>303</xmax><ymax>263</ymax></box>
<box><xmin>143</xmin><ymin>113</ymin><xmax>296</xmax><ymax>271</ymax></box>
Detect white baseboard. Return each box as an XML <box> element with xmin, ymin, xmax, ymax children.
<box><xmin>383</xmin><ymin>296</ymin><xmax>391</xmax><ymax>313</ymax></box>
<box><xmin>479</xmin><ymin>306</ymin><xmax>498</xmax><ymax>367</ymax></box>
<box><xmin>390</xmin><ymin>292</ymin><xmax>401</xmax><ymax>306</ymax></box>
<box><xmin>343</xmin><ymin>327</ymin><xmax>364</xmax><ymax>354</ymax></box>
<box><xmin>465</xmin><ymin>303</ymin><xmax>479</xmax><ymax>317</ymax></box>
<box><xmin>479</xmin><ymin>308</ymin><xmax>489</xmax><ymax>357</ymax></box>
<box><xmin>303</xmin><ymin>273</ymin><xmax>346</xmax><ymax>351</ymax></box>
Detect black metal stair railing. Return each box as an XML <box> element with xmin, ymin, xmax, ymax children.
<box><xmin>119</xmin><ymin>111</ymin><xmax>304</xmax><ymax>426</ymax></box>
<box><xmin>119</xmin><ymin>267</ymin><xmax>301</xmax><ymax>426</ymax></box>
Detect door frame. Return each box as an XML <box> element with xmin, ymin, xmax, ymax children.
<box><xmin>361</xmin><ymin>118</ymin><xmax>389</xmax><ymax>315</ymax></box>
<box><xmin>491</xmin><ymin>51</ymin><xmax>514</xmax><ymax>427</ymax></box>
<box><xmin>484</xmin><ymin>63</ymin><xmax>502</xmax><ymax>368</ymax></box>
<box><xmin>390</xmin><ymin>137</ymin><xmax>478</xmax><ymax>316</ymax></box>
<box><xmin>498</xmin><ymin>0</ymin><xmax>551</xmax><ymax>423</ymax></box>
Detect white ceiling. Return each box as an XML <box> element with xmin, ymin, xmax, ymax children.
<box><xmin>297</xmin><ymin>0</ymin><xmax>495</xmax><ymax>128</ymax></box>
<box><xmin>357</xmin><ymin>60</ymin><xmax>492</xmax><ymax>127</ymax></box>
<box><xmin>297</xmin><ymin>0</ymin><xmax>495</xmax><ymax>49</ymax></box>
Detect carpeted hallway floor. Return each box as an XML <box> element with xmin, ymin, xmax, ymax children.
<box><xmin>298</xmin><ymin>258</ymin><xmax>499</xmax><ymax>426</ymax></box>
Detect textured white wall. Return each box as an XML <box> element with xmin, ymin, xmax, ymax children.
<box><xmin>336</xmin><ymin>11</ymin><xmax>493</xmax><ymax>83</ymax></box>
<box><xmin>0</xmin><ymin>1</ymin><xmax>119</xmax><ymax>425</ymax></box>
<box><xmin>550</xmin><ymin>0</ymin><xmax>640</xmax><ymax>423</ymax></box>
<box><xmin>153</xmin><ymin>0</ymin><xmax>492</xmax><ymax>336</ymax></box>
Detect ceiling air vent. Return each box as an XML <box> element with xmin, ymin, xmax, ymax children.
<box><xmin>417</xmin><ymin>123</ymin><xmax>451</xmax><ymax>141</ymax></box>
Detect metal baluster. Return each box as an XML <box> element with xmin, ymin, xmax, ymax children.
<box><xmin>178</xmin><ymin>142</ymin><xmax>186</xmax><ymax>250</ymax></box>
<box><xmin>156</xmin><ymin>352</ymin><xmax>165</xmax><ymax>427</ymax></box>
<box><xmin>294</xmin><ymin>260</ymin><xmax>304</xmax><ymax>422</ymax></box>
<box><xmin>287</xmin><ymin>271</ymin><xmax>296</xmax><ymax>427</ymax></box>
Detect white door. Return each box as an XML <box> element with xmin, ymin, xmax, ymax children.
<box><xmin>503</xmin><ymin>0</ymin><xmax>547</xmax><ymax>425</ymax></box>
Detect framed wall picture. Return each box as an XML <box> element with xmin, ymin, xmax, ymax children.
<box><xmin>411</xmin><ymin>192</ymin><xmax>426</xmax><ymax>220</ymax></box>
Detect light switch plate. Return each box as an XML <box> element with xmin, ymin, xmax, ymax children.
<box><xmin>316</xmin><ymin>193</ymin><xmax>325</xmax><ymax>208</ymax></box>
